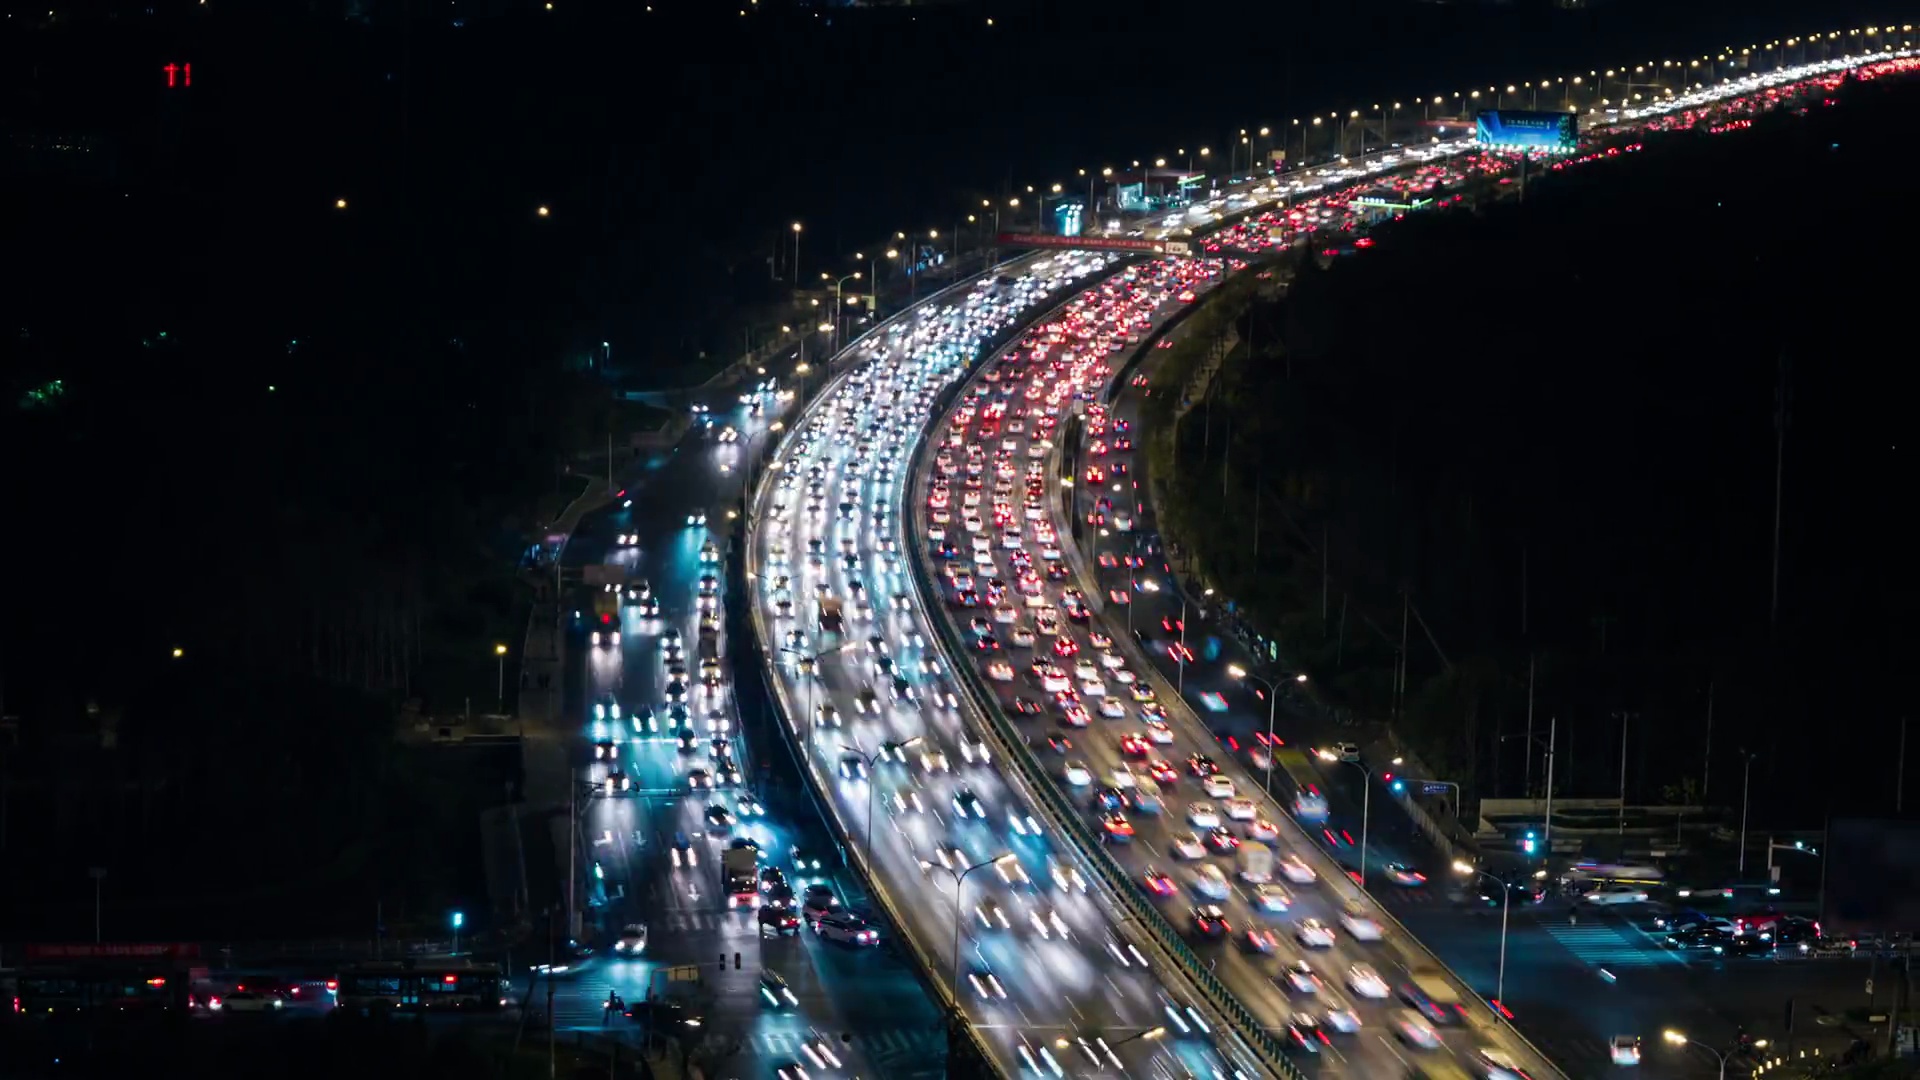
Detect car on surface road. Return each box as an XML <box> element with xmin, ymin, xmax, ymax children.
<box><xmin>1191</xmin><ymin>905</ymin><xmax>1231</xmax><ymax>938</ymax></box>
<box><xmin>801</xmin><ymin>884</ymin><xmax>839</xmax><ymax>917</ymax></box>
<box><xmin>1581</xmin><ymin>882</ymin><xmax>1649</xmax><ymax>906</ymax></box>
<box><xmin>758</xmin><ymin>905</ymin><xmax>801</xmax><ymax>936</ymax></box>
<box><xmin>759</xmin><ymin>970</ymin><xmax>799</xmax><ymax>1008</ymax></box>
<box><xmin>1384</xmin><ymin>863</ymin><xmax>1427</xmax><ymax>886</ymax></box>
<box><xmin>813</xmin><ymin>912</ymin><xmax>879</xmax><ymax>946</ymax></box>
<box><xmin>615</xmin><ymin>923</ymin><xmax>648</xmax><ymax>954</ymax></box>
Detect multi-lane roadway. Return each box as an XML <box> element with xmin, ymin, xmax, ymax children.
<box><xmin>549</xmin><ymin>365</ymin><xmax>950</xmax><ymax>1076</ymax></box>
<box><xmin>748</xmin><ymin>254</ymin><xmax>1290</xmax><ymax>1079</ymax></box>
<box><xmin>563</xmin><ymin>46</ymin><xmax>1910</xmax><ymax>1078</ymax></box>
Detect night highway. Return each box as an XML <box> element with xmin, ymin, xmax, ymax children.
<box><xmin>747</xmin><ymin>254</ymin><xmax>1283</xmax><ymax>1079</ymax></box>
<box><xmin>544</xmin><ymin>357</ymin><xmax>953</xmax><ymax>1076</ymax></box>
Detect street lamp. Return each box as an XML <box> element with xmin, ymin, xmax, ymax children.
<box><xmin>824</xmin><ymin>271</ymin><xmax>862</xmax><ymax>339</ymax></box>
<box><xmin>1451</xmin><ymin>861</ymin><xmax>1511</xmax><ymax>1004</ymax></box>
<box><xmin>920</xmin><ymin>852</ymin><xmax>1017</xmax><ymax>1002</ymax></box>
<box><xmin>1228</xmin><ymin>665</ymin><xmax>1281</xmax><ymax>794</ymax></box>
<box><xmin>1317</xmin><ymin>748</ymin><xmax>1374</xmax><ymax>885</ymax></box>
<box><xmin>780</xmin><ymin>641</ymin><xmax>850</xmax><ymax>752</ymax></box>
<box><xmin>790</xmin><ymin>222</ymin><xmax>803</xmax><ymax>284</ymax></box>
<box><xmin>842</xmin><ymin>737</ymin><xmax>921</xmax><ymax>854</ymax></box>
<box><xmin>494</xmin><ymin>643</ymin><xmax>509</xmax><ymax>708</ymax></box>
<box><xmin>1662</xmin><ymin>1030</ymin><xmax>1748</xmax><ymax>1080</ymax></box>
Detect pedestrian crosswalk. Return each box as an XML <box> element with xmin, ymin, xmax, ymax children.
<box><xmin>751</xmin><ymin>1027</ymin><xmax>946</xmax><ymax>1061</ymax></box>
<box><xmin>1542</xmin><ymin>922</ymin><xmax>1684</xmax><ymax>967</ymax></box>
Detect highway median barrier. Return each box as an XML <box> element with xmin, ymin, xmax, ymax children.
<box><xmin>902</xmin><ymin>267</ymin><xmax>1307</xmax><ymax>1080</ymax></box>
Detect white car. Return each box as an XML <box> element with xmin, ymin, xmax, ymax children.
<box><xmin>1252</xmin><ymin>883</ymin><xmax>1292</xmax><ymax>913</ymax></box>
<box><xmin>1223</xmin><ymin>797</ymin><xmax>1257</xmax><ymax>821</ymax></box>
<box><xmin>1028</xmin><ymin>908</ymin><xmax>1070</xmax><ymax>939</ymax></box>
<box><xmin>1109</xmin><ymin>767</ymin><xmax>1137</xmax><ymax>789</ymax></box>
<box><xmin>1171</xmin><ymin>832</ymin><xmax>1208</xmax><ymax>860</ymax></box>
<box><xmin>1186</xmin><ymin>803</ymin><xmax>1222</xmax><ymax>829</ymax></box>
<box><xmin>986</xmin><ymin>660</ymin><xmax>1014</xmax><ymax>681</ymax></box>
<box><xmin>1581</xmin><ymin>883</ymin><xmax>1649</xmax><ymax>906</ymax></box>
<box><xmin>1192</xmin><ymin>864</ymin><xmax>1231</xmax><ymax>900</ymax></box>
<box><xmin>1347</xmin><ymin>964</ymin><xmax>1389</xmax><ymax>999</ymax></box>
<box><xmin>1322</xmin><ymin>1001</ymin><xmax>1363</xmax><ymax>1034</ymax></box>
<box><xmin>1142</xmin><ymin>718</ymin><xmax>1174</xmax><ymax>743</ymax></box>
<box><xmin>615</xmin><ymin>923</ymin><xmax>648</xmax><ymax>954</ymax></box>
<box><xmin>968</xmin><ymin>969</ymin><xmax>1007</xmax><ymax>1000</ymax></box>
<box><xmin>1063</xmin><ymin>760</ymin><xmax>1094</xmax><ymax>786</ymax></box>
<box><xmin>1609</xmin><ymin>1036</ymin><xmax>1643</xmax><ymax>1066</ymax></box>
<box><xmin>959</xmin><ymin>734</ymin><xmax>991</xmax><ymax>764</ymax></box>
<box><xmin>1010</xmin><ymin>626</ymin><xmax>1036</xmax><ymax>647</ymax></box>
<box><xmin>1296</xmin><ymin>919</ymin><xmax>1336</xmax><ymax>948</ymax></box>
<box><xmin>1050</xmin><ymin>860</ymin><xmax>1087</xmax><ymax>893</ymax></box>
<box><xmin>1339</xmin><ymin>909</ymin><xmax>1383</xmax><ymax>941</ymax></box>
<box><xmin>1202</xmin><ymin>775</ymin><xmax>1236</xmax><ymax>799</ymax></box>
<box><xmin>1097</xmin><ymin>698</ymin><xmax>1127</xmax><ymax>719</ymax></box>
<box><xmin>1098</xmin><ymin>649</ymin><xmax>1125</xmax><ymax>669</ymax></box>
<box><xmin>1394</xmin><ymin>1011</ymin><xmax>1442</xmax><ymax>1050</ymax></box>
<box><xmin>1278</xmin><ymin>855</ymin><xmax>1317</xmax><ymax>884</ymax></box>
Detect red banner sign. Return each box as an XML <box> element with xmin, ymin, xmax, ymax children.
<box><xmin>25</xmin><ymin>942</ymin><xmax>201</xmax><ymax>961</ymax></box>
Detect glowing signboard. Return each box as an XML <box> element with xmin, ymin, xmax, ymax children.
<box><xmin>1474</xmin><ymin>110</ymin><xmax>1578</xmax><ymax>153</ymax></box>
<box><xmin>163</xmin><ymin>62</ymin><xmax>193</xmax><ymax>88</ymax></box>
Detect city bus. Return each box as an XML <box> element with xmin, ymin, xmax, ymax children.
<box><xmin>9</xmin><ymin>965</ymin><xmax>194</xmax><ymax>1017</ymax></box>
<box><xmin>333</xmin><ymin>960</ymin><xmax>507</xmax><ymax>1015</ymax></box>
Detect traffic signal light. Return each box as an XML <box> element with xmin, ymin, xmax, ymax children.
<box><xmin>1522</xmin><ymin>830</ymin><xmax>1537</xmax><ymax>855</ymax></box>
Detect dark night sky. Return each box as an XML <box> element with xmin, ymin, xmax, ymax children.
<box><xmin>2</xmin><ymin>0</ymin><xmax>1912</xmax><ymax>831</ymax></box>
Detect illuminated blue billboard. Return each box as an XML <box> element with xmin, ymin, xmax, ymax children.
<box><xmin>1474</xmin><ymin>110</ymin><xmax>1579</xmax><ymax>153</ymax></box>
<box><xmin>1051</xmin><ymin>199</ymin><xmax>1084</xmax><ymax>238</ymax></box>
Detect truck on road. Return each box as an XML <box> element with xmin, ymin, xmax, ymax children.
<box><xmin>722</xmin><ymin>846</ymin><xmax>759</xmax><ymax>908</ymax></box>
<box><xmin>1239</xmin><ymin>844</ymin><xmax>1274</xmax><ymax>883</ymax></box>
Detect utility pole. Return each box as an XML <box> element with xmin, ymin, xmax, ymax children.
<box><xmin>1617</xmin><ymin>711</ymin><xmax>1630</xmax><ymax>835</ymax></box>
<box><xmin>1524</xmin><ymin>654</ymin><xmax>1536</xmax><ymax>797</ymax></box>
<box><xmin>1770</xmin><ymin>353</ymin><xmax>1791</xmax><ymax>631</ymax></box>
<box><xmin>1396</xmin><ymin>590</ymin><xmax>1410</xmax><ymax>718</ymax></box>
<box><xmin>567</xmin><ymin>768</ymin><xmax>578</xmax><ymax>940</ymax></box>
<box><xmin>1702</xmin><ymin>678</ymin><xmax>1715</xmax><ymax>801</ymax></box>
<box><xmin>1738</xmin><ymin>750</ymin><xmax>1758</xmax><ymax>876</ymax></box>
<box><xmin>1543</xmin><ymin>716</ymin><xmax>1557</xmax><ymax>856</ymax></box>
<box><xmin>1520</xmin><ymin>543</ymin><xmax>1529</xmax><ymax>638</ymax></box>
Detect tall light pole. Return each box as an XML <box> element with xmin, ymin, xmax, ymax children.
<box><xmin>780</xmin><ymin>641</ymin><xmax>851</xmax><ymax>755</ymax></box>
<box><xmin>1319</xmin><ymin>750</ymin><xmax>1373</xmax><ymax>884</ymax></box>
<box><xmin>842</xmin><ymin>737</ymin><xmax>920</xmax><ymax>854</ymax></box>
<box><xmin>1737</xmin><ymin>750</ymin><xmax>1759</xmax><ymax>875</ymax></box>
<box><xmin>89</xmin><ymin>867</ymin><xmax>106</xmax><ymax>943</ymax></box>
<box><xmin>494</xmin><ymin>643</ymin><xmax>508</xmax><ymax>709</ymax></box>
<box><xmin>790</xmin><ymin>222</ymin><xmax>803</xmax><ymax>285</ymax></box>
<box><xmin>824</xmin><ymin>271</ymin><xmax>862</xmax><ymax>340</ymax></box>
<box><xmin>920</xmin><ymin>853</ymin><xmax>1017</xmax><ymax>1002</ymax></box>
<box><xmin>1452</xmin><ymin>861</ymin><xmax>1512</xmax><ymax>1004</ymax></box>
<box><xmin>1229</xmin><ymin>666</ymin><xmax>1308</xmax><ymax>794</ymax></box>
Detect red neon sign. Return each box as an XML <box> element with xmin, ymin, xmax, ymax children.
<box><xmin>163</xmin><ymin>62</ymin><xmax>192</xmax><ymax>89</ymax></box>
